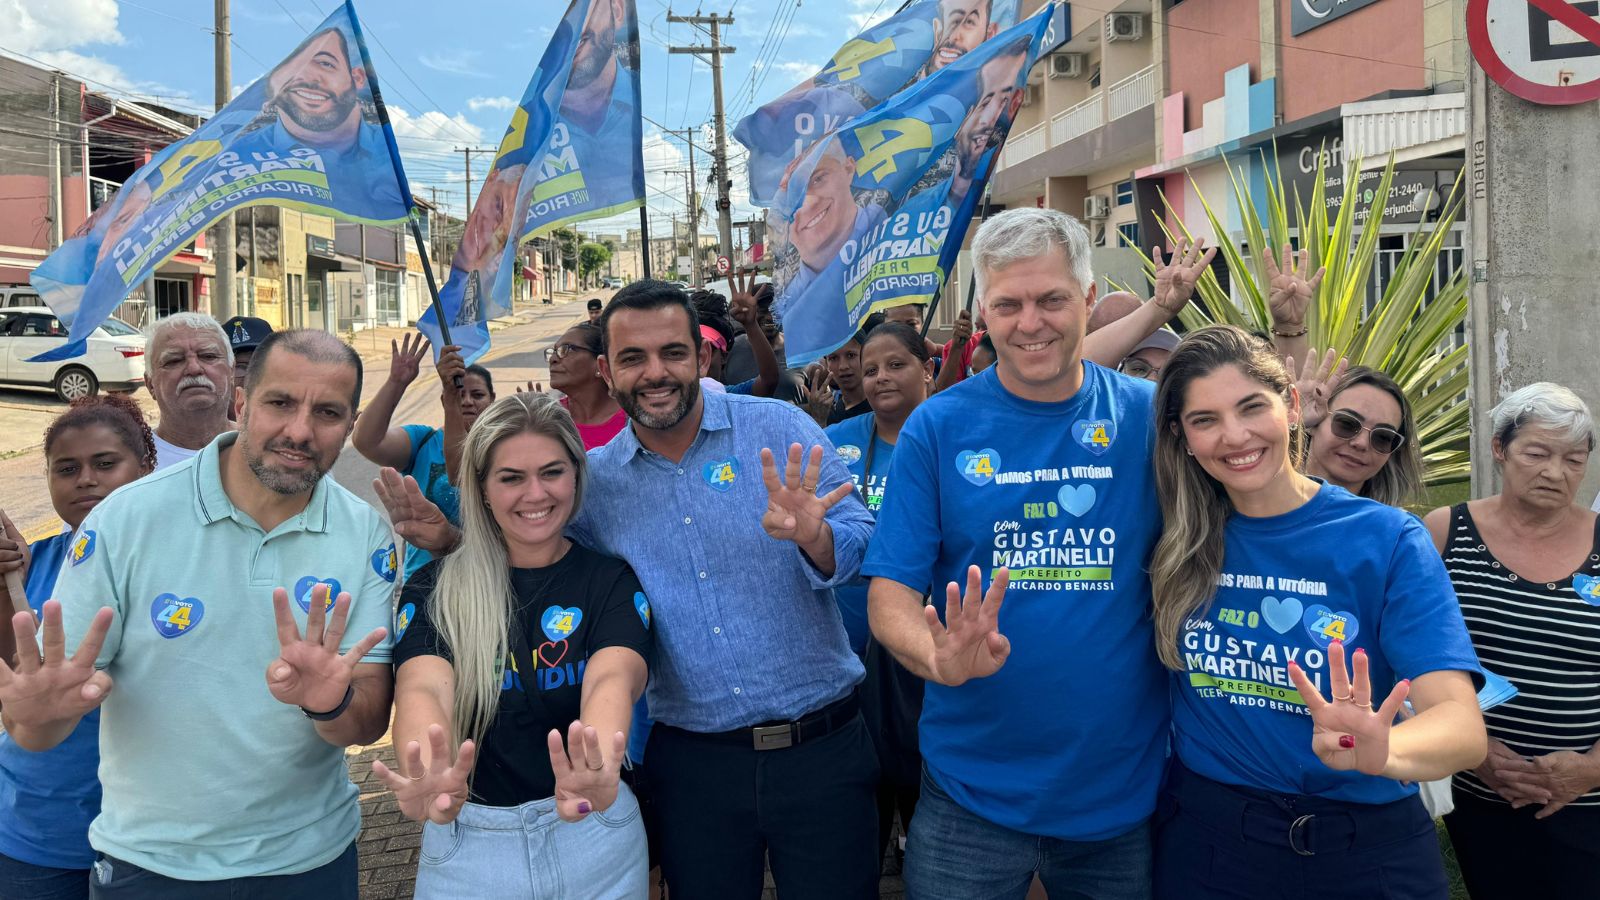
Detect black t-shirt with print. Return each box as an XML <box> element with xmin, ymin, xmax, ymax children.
<box><xmin>392</xmin><ymin>542</ymin><xmax>653</xmax><ymax>807</ymax></box>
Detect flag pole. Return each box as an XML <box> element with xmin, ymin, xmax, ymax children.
<box><xmin>639</xmin><ymin>206</ymin><xmax>652</xmax><ymax>280</ymax></box>
<box><xmin>920</xmin><ymin>189</ymin><xmax>991</xmax><ymax>341</ymax></box>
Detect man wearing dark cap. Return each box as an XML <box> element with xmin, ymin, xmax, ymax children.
<box><xmin>221</xmin><ymin>316</ymin><xmax>275</xmax><ymax>392</ymax></box>
<box><xmin>587</xmin><ymin>297</ymin><xmax>604</xmax><ymax>324</ymax></box>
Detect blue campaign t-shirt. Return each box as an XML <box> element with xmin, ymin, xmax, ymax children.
<box><xmin>827</xmin><ymin>412</ymin><xmax>897</xmax><ymax>654</ymax></box>
<box><xmin>862</xmin><ymin>363</ymin><xmax>1169</xmax><ymax>841</ymax></box>
<box><xmin>401</xmin><ymin>425</ymin><xmax>462</xmax><ymax>579</ymax></box>
<box><xmin>1172</xmin><ymin>481</ymin><xmax>1483</xmax><ymax>804</ymax></box>
<box><xmin>0</xmin><ymin>529</ymin><xmax>102</xmax><ymax>869</ymax></box>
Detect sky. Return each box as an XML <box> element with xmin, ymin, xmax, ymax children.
<box><xmin>0</xmin><ymin>0</ymin><xmax>905</xmax><ymax>241</ymax></box>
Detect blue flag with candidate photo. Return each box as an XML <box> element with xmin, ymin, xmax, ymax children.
<box><xmin>28</xmin><ymin>0</ymin><xmax>412</xmax><ymax>361</ymax></box>
<box><xmin>733</xmin><ymin>0</ymin><xmax>1020</xmax><ymax>208</ymax></box>
<box><xmin>770</xmin><ymin>3</ymin><xmax>1063</xmax><ymax>368</ymax></box>
<box><xmin>418</xmin><ymin>0</ymin><xmax>645</xmax><ymax>364</ymax></box>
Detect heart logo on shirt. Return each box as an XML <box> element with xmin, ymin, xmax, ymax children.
<box><xmin>956</xmin><ymin>448</ymin><xmax>1000</xmax><ymax>486</ymax></box>
<box><xmin>395</xmin><ymin>603</ymin><xmax>416</xmax><ymax>640</ymax></box>
<box><xmin>1057</xmin><ymin>484</ymin><xmax>1096</xmax><ymax>516</ymax></box>
<box><xmin>150</xmin><ymin>593</ymin><xmax>204</xmax><ymax>639</ymax></box>
<box><xmin>1073</xmin><ymin>419</ymin><xmax>1117</xmax><ymax>456</ymax></box>
<box><xmin>1574</xmin><ymin>574</ymin><xmax>1600</xmax><ymax>606</ymax></box>
<box><xmin>1302</xmin><ymin>604</ymin><xmax>1359</xmax><ymax>649</ymax></box>
<box><xmin>1260</xmin><ymin>596</ymin><xmax>1303</xmax><ymax>634</ymax></box>
<box><xmin>371</xmin><ymin>544</ymin><xmax>398</xmax><ymax>582</ymax></box>
<box><xmin>541</xmin><ymin>605</ymin><xmax>583</xmax><ymax>642</ymax></box>
<box><xmin>538</xmin><ymin>640</ymin><xmax>569</xmax><ymax>668</ymax></box>
<box><xmin>293</xmin><ymin>577</ymin><xmax>342</xmax><ymax>613</ymax></box>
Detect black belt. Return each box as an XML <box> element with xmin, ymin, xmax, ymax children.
<box><xmin>1166</xmin><ymin>761</ymin><xmax>1431</xmax><ymax>857</ymax></box>
<box><xmin>675</xmin><ymin>692</ymin><xmax>859</xmax><ymax>751</ymax></box>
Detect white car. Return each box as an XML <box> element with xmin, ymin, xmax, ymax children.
<box><xmin>0</xmin><ymin>307</ymin><xmax>146</xmax><ymax>401</ymax></box>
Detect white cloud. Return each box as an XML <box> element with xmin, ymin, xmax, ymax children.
<box><xmin>467</xmin><ymin>96</ymin><xmax>518</xmax><ymax>113</ymax></box>
<box><xmin>772</xmin><ymin>60</ymin><xmax>823</xmax><ymax>82</ymax></box>
<box><xmin>3</xmin><ymin>0</ymin><xmax>123</xmax><ymax>53</ymax></box>
<box><xmin>418</xmin><ymin>50</ymin><xmax>489</xmax><ymax>78</ymax></box>
<box><xmin>847</xmin><ymin>0</ymin><xmax>894</xmax><ymax>32</ymax></box>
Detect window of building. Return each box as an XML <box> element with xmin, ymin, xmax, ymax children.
<box><xmin>1090</xmin><ymin>65</ymin><xmax>1101</xmax><ymax>90</ymax></box>
<box><xmin>1117</xmin><ymin>222</ymin><xmax>1141</xmax><ymax>250</ymax></box>
<box><xmin>1115</xmin><ymin>181</ymin><xmax>1135</xmax><ymax>205</ymax></box>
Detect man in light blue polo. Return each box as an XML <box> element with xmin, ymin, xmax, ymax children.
<box><xmin>0</xmin><ymin>329</ymin><xmax>394</xmax><ymax>899</ymax></box>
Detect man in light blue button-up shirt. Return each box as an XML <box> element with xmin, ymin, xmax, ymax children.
<box><xmin>574</xmin><ymin>281</ymin><xmax>881</xmax><ymax>899</ymax></box>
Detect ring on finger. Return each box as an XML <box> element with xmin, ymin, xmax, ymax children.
<box><xmin>586</xmin><ymin>763</ymin><xmax>605</xmax><ymax>771</ymax></box>
<box><xmin>1332</xmin><ymin>692</ymin><xmax>1353</xmax><ymax>702</ymax></box>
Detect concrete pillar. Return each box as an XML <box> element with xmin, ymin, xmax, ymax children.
<box><xmin>1467</xmin><ymin>64</ymin><xmax>1600</xmax><ymax>502</ymax></box>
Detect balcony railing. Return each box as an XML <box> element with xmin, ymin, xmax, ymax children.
<box><xmin>1051</xmin><ymin>93</ymin><xmax>1103</xmax><ymax>146</ymax></box>
<box><xmin>1107</xmin><ymin>65</ymin><xmax>1157</xmax><ymax>121</ymax></box>
<box><xmin>1001</xmin><ymin>122</ymin><xmax>1048</xmax><ymax>169</ymax></box>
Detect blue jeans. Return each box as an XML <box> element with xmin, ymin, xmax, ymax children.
<box><xmin>413</xmin><ymin>783</ymin><xmax>647</xmax><ymax>899</ymax></box>
<box><xmin>904</xmin><ymin>767</ymin><xmax>1153</xmax><ymax>900</ymax></box>
<box><xmin>0</xmin><ymin>852</ymin><xmax>88</xmax><ymax>900</ymax></box>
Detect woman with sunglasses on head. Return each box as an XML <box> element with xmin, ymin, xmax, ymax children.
<box><xmin>354</xmin><ymin>334</ymin><xmax>496</xmax><ymax>580</ymax></box>
<box><xmin>547</xmin><ymin>322</ymin><xmax>627</xmax><ymax>450</ymax></box>
<box><xmin>0</xmin><ymin>394</ymin><xmax>156</xmax><ymax>900</ymax></box>
<box><xmin>1149</xmin><ymin>324</ymin><xmax>1485</xmax><ymax>900</ymax></box>
<box><xmin>375</xmin><ymin>393</ymin><xmax>652</xmax><ymax>898</ymax></box>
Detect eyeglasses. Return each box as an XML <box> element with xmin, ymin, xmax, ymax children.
<box><xmin>1118</xmin><ymin>357</ymin><xmax>1161</xmax><ymax>381</ymax></box>
<box><xmin>545</xmin><ymin>343</ymin><xmax>597</xmax><ymax>362</ymax></box>
<box><xmin>1328</xmin><ymin>410</ymin><xmax>1406</xmax><ymax>455</ymax></box>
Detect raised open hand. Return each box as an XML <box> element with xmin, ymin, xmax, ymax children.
<box><xmin>1286</xmin><ymin>348</ymin><xmax>1348</xmax><ymax>431</ymax></box>
<box><xmin>515</xmin><ymin>381</ymin><xmax>545</xmax><ymax>394</ymax></box>
<box><xmin>759</xmin><ymin>444</ymin><xmax>855</xmax><ymax>546</ymax></box>
<box><xmin>1151</xmin><ymin>237</ymin><xmax>1219</xmax><ymax>315</ymax></box>
<box><xmin>266</xmin><ymin>585</ymin><xmax>386</xmax><ymax>714</ymax></box>
<box><xmin>1287</xmin><ymin>641</ymin><xmax>1410</xmax><ymax>777</ymax></box>
<box><xmin>925</xmin><ymin>566</ymin><xmax>1010</xmax><ymax>687</ymax></box>
<box><xmin>0</xmin><ymin>601</ymin><xmax>114</xmax><ymax>729</ymax></box>
<box><xmin>373</xmin><ymin>467</ymin><xmax>458</xmax><ymax>554</ymax></box>
<box><xmin>388</xmin><ymin>332</ymin><xmax>432</xmax><ymax>388</ymax></box>
<box><xmin>372</xmin><ymin>723</ymin><xmax>478</xmax><ymax>825</ymax></box>
<box><xmin>547</xmin><ymin>720</ymin><xmax>626</xmax><ymax>823</ymax></box>
<box><xmin>1262</xmin><ymin>245</ymin><xmax>1325</xmax><ymax>330</ymax></box>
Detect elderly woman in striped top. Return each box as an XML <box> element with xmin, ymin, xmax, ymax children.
<box><xmin>1424</xmin><ymin>383</ymin><xmax>1600</xmax><ymax>900</ymax></box>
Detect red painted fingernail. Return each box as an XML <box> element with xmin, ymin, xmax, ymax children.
<box><xmin>1339</xmin><ymin>735</ymin><xmax>1356</xmax><ymax>749</ymax></box>
<box><xmin>577</xmin><ymin>802</ymin><xmax>591</xmax><ymax>815</ymax></box>
<box><xmin>1330</xmin><ymin>640</ymin><xmax>1342</xmax><ymax>651</ymax></box>
<box><xmin>1354</xmin><ymin>648</ymin><xmax>1366</xmax><ymax>656</ymax></box>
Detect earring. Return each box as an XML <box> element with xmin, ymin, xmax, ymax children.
<box><xmin>1184</xmin><ymin>446</ymin><xmax>1194</xmax><ymax>456</ymax></box>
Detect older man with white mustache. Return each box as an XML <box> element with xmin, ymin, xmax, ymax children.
<box><xmin>145</xmin><ymin>313</ymin><xmax>236</xmax><ymax>470</ymax></box>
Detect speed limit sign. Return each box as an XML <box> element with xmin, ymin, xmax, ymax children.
<box><xmin>716</xmin><ymin>255</ymin><xmax>731</xmax><ymax>275</ymax></box>
<box><xmin>1469</xmin><ymin>0</ymin><xmax>1600</xmax><ymax>105</ymax></box>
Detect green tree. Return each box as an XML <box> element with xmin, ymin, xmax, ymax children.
<box><xmin>579</xmin><ymin>242</ymin><xmax>613</xmax><ymax>285</ymax></box>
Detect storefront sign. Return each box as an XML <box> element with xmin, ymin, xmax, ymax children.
<box><xmin>1291</xmin><ymin>0</ymin><xmax>1385</xmax><ymax>37</ymax></box>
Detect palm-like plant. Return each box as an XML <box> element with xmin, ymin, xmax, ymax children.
<box><xmin>1121</xmin><ymin>151</ymin><xmax>1469</xmax><ymax>485</ymax></box>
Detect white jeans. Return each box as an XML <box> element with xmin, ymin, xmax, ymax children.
<box><xmin>412</xmin><ymin>783</ymin><xmax>647</xmax><ymax>899</ymax></box>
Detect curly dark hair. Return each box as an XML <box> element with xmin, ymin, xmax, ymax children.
<box><xmin>43</xmin><ymin>393</ymin><xmax>158</xmax><ymax>475</ymax></box>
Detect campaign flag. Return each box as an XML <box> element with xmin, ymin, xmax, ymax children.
<box><xmin>418</xmin><ymin>0</ymin><xmax>645</xmax><ymax>363</ymax></box>
<box><xmin>770</xmin><ymin>3</ymin><xmax>1064</xmax><ymax>368</ymax></box>
<box><xmin>29</xmin><ymin>0</ymin><xmax>412</xmax><ymax>361</ymax></box>
<box><xmin>733</xmin><ymin>0</ymin><xmax>1020</xmax><ymax>208</ymax></box>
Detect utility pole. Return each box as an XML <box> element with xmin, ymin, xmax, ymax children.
<box><xmin>668</xmin><ymin>12</ymin><xmax>736</xmax><ymax>260</ymax></box>
<box><xmin>212</xmin><ymin>0</ymin><xmax>235</xmax><ymax>319</ymax></box>
<box><xmin>456</xmin><ymin>147</ymin><xmax>493</xmax><ymax>217</ymax></box>
<box><xmin>47</xmin><ymin>72</ymin><xmax>63</xmax><ymax>249</ymax></box>
<box><xmin>666</xmin><ymin>167</ymin><xmax>700</xmax><ymax>285</ymax></box>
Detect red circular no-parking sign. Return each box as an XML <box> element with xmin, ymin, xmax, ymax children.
<box><xmin>1468</xmin><ymin>0</ymin><xmax>1600</xmax><ymax>104</ymax></box>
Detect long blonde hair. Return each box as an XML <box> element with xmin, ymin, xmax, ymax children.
<box><xmin>431</xmin><ymin>392</ymin><xmax>588</xmax><ymax>749</ymax></box>
<box><xmin>1150</xmin><ymin>325</ymin><xmax>1299</xmax><ymax>670</ymax></box>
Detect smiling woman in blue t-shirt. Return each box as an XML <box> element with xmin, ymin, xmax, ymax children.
<box><xmin>0</xmin><ymin>394</ymin><xmax>155</xmax><ymax>900</ymax></box>
<box><xmin>1148</xmin><ymin>325</ymin><xmax>1486</xmax><ymax>900</ymax></box>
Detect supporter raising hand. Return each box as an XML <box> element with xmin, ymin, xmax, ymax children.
<box><xmin>1287</xmin><ymin>347</ymin><xmax>1349</xmax><ymax>430</ymax></box>
<box><xmin>1151</xmin><ymin>236</ymin><xmax>1219</xmax><ymax>315</ymax></box>
<box><xmin>1287</xmin><ymin>640</ymin><xmax>1412</xmax><ymax>777</ymax></box>
<box><xmin>547</xmin><ymin>721</ymin><xmax>627</xmax><ymax>822</ymax></box>
<box><xmin>0</xmin><ymin>602</ymin><xmax>115</xmax><ymax>751</ymax></box>
<box><xmin>925</xmin><ymin>566</ymin><xmax>1011</xmax><ymax>687</ymax></box>
<box><xmin>760</xmin><ymin>443</ymin><xmax>856</xmax><ymax>575</ymax></box>
<box><xmin>1263</xmin><ymin>245</ymin><xmax>1325</xmax><ymax>366</ymax></box>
